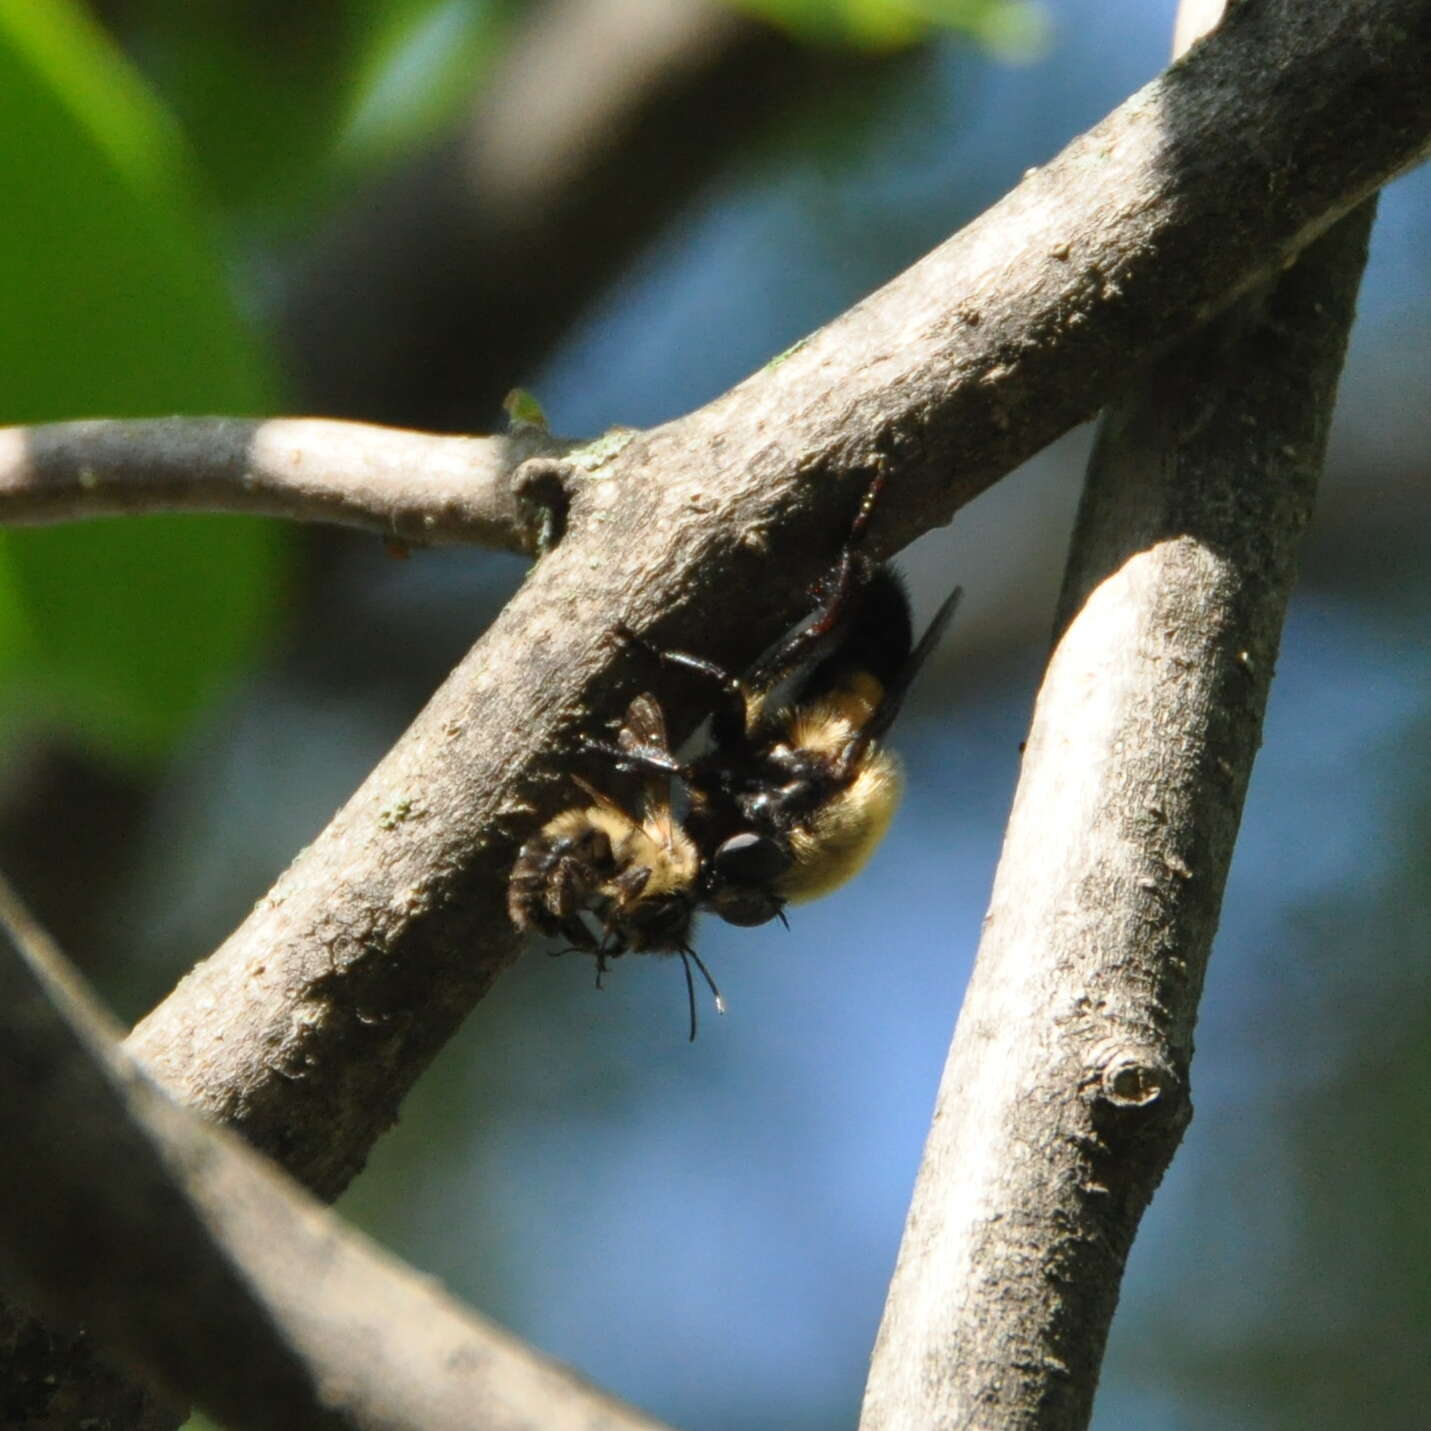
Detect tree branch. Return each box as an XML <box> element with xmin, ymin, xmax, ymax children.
<box><xmin>0</xmin><ymin>874</ymin><xmax>672</xmax><ymax>1431</ymax></box>
<box><xmin>859</xmin><ymin>4</ymin><xmax>1379</xmax><ymax>1421</ymax></box>
<box><xmin>5</xmin><ymin>1</ymin><xmax>1424</xmax><ymax>1426</ymax></box>
<box><xmin>0</xmin><ymin>417</ymin><xmax>575</xmax><ymax>554</ymax></box>
<box><xmin>119</xmin><ymin>0</ymin><xmax>1431</xmax><ymax>1207</ymax></box>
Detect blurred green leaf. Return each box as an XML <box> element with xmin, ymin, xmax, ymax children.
<box><xmin>728</xmin><ymin>0</ymin><xmax>1049</xmax><ymax>56</ymax></box>
<box><xmin>103</xmin><ymin>2</ymin><xmax>357</xmax><ymax>221</ymax></box>
<box><xmin>336</xmin><ymin>0</ymin><xmax>510</xmax><ymax>177</ymax></box>
<box><xmin>0</xmin><ymin>0</ymin><xmax>284</xmax><ymax>766</ymax></box>
<box><xmin>110</xmin><ymin>1</ymin><xmax>510</xmax><ymax>224</ymax></box>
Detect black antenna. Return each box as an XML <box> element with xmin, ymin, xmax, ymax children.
<box><xmin>679</xmin><ymin>952</ymin><xmax>697</xmax><ymax>1041</ymax></box>
<box><xmin>678</xmin><ymin>946</ymin><xmax>726</xmax><ymax>1041</ymax></box>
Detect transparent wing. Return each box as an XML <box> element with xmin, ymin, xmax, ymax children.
<box><xmin>619</xmin><ymin>694</ymin><xmax>680</xmax><ymax>848</ymax></box>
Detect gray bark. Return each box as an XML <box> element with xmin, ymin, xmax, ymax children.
<box><xmin>859</xmin><ymin>159</ymin><xmax>1379</xmax><ymax>1431</ymax></box>
<box><xmin>0</xmin><ymin>877</ymin><xmax>672</xmax><ymax>1431</ymax></box>
<box><xmin>126</xmin><ymin>0</ymin><xmax>1431</xmax><ymax>1207</ymax></box>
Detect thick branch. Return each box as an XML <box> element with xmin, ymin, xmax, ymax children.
<box><xmin>858</xmin><ymin>124</ymin><xmax>1379</xmax><ymax>1431</ymax></box>
<box><xmin>0</xmin><ymin>418</ymin><xmax>573</xmax><ymax>553</ymax></box>
<box><xmin>0</xmin><ymin>878</ymin><xmax>671</xmax><ymax>1431</ymax></box>
<box><xmin>123</xmin><ymin>0</ymin><xmax>1431</xmax><ymax>1207</ymax></box>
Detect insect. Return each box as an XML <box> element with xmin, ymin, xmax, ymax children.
<box><xmin>510</xmin><ymin>469</ymin><xmax>960</xmax><ymax>1036</ymax></box>
<box><xmin>507</xmin><ymin>692</ymin><xmax>724</xmax><ymax>1039</ymax></box>
<box><xmin>608</xmin><ymin>553</ymin><xmax>962</xmax><ymax>937</ymax></box>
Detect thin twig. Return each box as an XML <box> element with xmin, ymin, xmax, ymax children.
<box><xmin>4</xmin><ymin>2</ymin><xmax>1423</xmax><ymax>1427</ymax></box>
<box><xmin>0</xmin><ymin>417</ymin><xmax>574</xmax><ymax>553</ymax></box>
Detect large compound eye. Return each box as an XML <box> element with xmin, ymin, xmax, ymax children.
<box><xmin>708</xmin><ymin>886</ymin><xmax>786</xmax><ymax>928</ymax></box>
<box><xmin>712</xmin><ymin>832</ymin><xmax>791</xmax><ymax>886</ymax></box>
<box><xmin>705</xmin><ymin>833</ymin><xmax>791</xmax><ymax>928</ymax></box>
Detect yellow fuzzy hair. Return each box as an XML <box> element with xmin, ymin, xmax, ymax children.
<box><xmin>776</xmin><ymin>746</ymin><xmax>901</xmax><ymax>903</ymax></box>
<box><xmin>541</xmin><ymin>805</ymin><xmax>698</xmax><ymax>902</ymax></box>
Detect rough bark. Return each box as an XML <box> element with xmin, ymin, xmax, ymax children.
<box><xmin>0</xmin><ymin>878</ymin><xmax>672</xmax><ymax>1431</ymax></box>
<box><xmin>1</xmin><ymin>1</ymin><xmax>1425</xmax><ymax>1425</ymax></box>
<box><xmin>859</xmin><ymin>103</ymin><xmax>1379</xmax><ymax>1431</ymax></box>
<box><xmin>124</xmin><ymin>0</ymin><xmax>1431</xmax><ymax>1204</ymax></box>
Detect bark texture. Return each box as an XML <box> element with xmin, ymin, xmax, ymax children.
<box><xmin>858</xmin><ymin>194</ymin><xmax>1379</xmax><ymax>1431</ymax></box>
<box><xmin>0</xmin><ymin>880</ymin><xmax>672</xmax><ymax>1431</ymax></box>
<box><xmin>127</xmin><ymin>0</ymin><xmax>1431</xmax><ymax>1204</ymax></box>
<box><xmin>4</xmin><ymin>2</ymin><xmax>1425</xmax><ymax>1424</ymax></box>
<box><xmin>0</xmin><ymin>418</ymin><xmax>573</xmax><ymax>552</ymax></box>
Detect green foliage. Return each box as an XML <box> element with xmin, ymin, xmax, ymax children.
<box><xmin>91</xmin><ymin>1</ymin><xmax>357</xmax><ymax>221</ymax></box>
<box><xmin>0</xmin><ymin>0</ymin><xmax>283</xmax><ymax>766</ymax></box>
<box><xmin>108</xmin><ymin>0</ymin><xmax>511</xmax><ymax>223</ymax></box>
<box><xmin>336</xmin><ymin>0</ymin><xmax>511</xmax><ymax>179</ymax></box>
<box><xmin>729</xmin><ymin>0</ymin><xmax>1049</xmax><ymax>57</ymax></box>
<box><xmin>502</xmin><ymin>386</ymin><xmax>550</xmax><ymax>431</ymax></box>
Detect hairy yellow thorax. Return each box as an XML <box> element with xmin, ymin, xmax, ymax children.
<box><xmin>759</xmin><ymin>668</ymin><xmax>902</xmax><ymax>902</ymax></box>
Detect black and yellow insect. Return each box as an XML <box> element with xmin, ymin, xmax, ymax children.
<box><xmin>507</xmin><ymin>693</ymin><xmax>723</xmax><ymax>1038</ymax></box>
<box><xmin>508</xmin><ymin>475</ymin><xmax>960</xmax><ymax>1035</ymax></box>
<box><xmin>611</xmin><ymin>562</ymin><xmax>961</xmax><ymax>935</ymax></box>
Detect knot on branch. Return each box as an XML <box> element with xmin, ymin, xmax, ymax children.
<box><xmin>1084</xmin><ymin>1042</ymin><xmax>1190</xmax><ymax>1153</ymax></box>
<box><xmin>1098</xmin><ymin>1050</ymin><xmax>1169</xmax><ymax>1109</ymax></box>
<box><xmin>1076</xmin><ymin>1045</ymin><xmax>1191</xmax><ymax>1218</ymax></box>
<box><xmin>512</xmin><ymin>456</ymin><xmax>578</xmax><ymax>555</ymax></box>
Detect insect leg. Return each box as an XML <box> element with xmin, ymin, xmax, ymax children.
<box><xmin>743</xmin><ymin>543</ymin><xmax>871</xmax><ymax>695</ymax></box>
<box><xmin>742</xmin><ymin>468</ymin><xmax>893</xmax><ymax>694</ymax></box>
<box><xmin>613</xmin><ymin>624</ymin><xmax>750</xmax><ymax>748</ymax></box>
<box><xmin>581</xmin><ymin>736</ymin><xmax>686</xmax><ymax>779</ymax></box>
